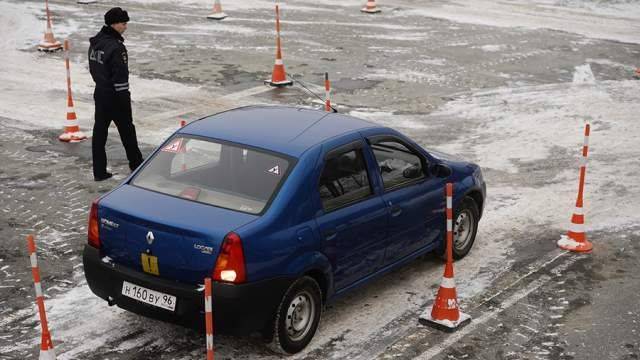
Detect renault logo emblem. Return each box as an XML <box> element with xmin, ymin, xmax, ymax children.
<box><xmin>146</xmin><ymin>231</ymin><xmax>155</xmax><ymax>245</ymax></box>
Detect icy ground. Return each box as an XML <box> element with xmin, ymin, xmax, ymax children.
<box><xmin>0</xmin><ymin>0</ymin><xmax>639</xmax><ymax>359</ymax></box>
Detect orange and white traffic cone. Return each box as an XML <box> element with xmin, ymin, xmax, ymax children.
<box><xmin>38</xmin><ymin>0</ymin><xmax>63</xmax><ymax>52</ymax></box>
<box><xmin>59</xmin><ymin>40</ymin><xmax>87</xmax><ymax>143</ymax></box>
<box><xmin>204</xmin><ymin>278</ymin><xmax>215</xmax><ymax>360</ymax></box>
<box><xmin>265</xmin><ymin>3</ymin><xmax>293</xmax><ymax>87</ymax></box>
<box><xmin>419</xmin><ymin>183</ymin><xmax>471</xmax><ymax>331</ymax></box>
<box><xmin>361</xmin><ymin>0</ymin><xmax>381</xmax><ymax>14</ymax></box>
<box><xmin>557</xmin><ymin>123</ymin><xmax>593</xmax><ymax>253</ymax></box>
<box><xmin>207</xmin><ymin>0</ymin><xmax>228</xmax><ymax>20</ymax></box>
<box><xmin>324</xmin><ymin>72</ymin><xmax>333</xmax><ymax>112</ymax></box>
<box><xmin>27</xmin><ymin>235</ymin><xmax>57</xmax><ymax>360</ymax></box>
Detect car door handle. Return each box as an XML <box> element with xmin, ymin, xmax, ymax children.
<box><xmin>323</xmin><ymin>229</ymin><xmax>337</xmax><ymax>241</ymax></box>
<box><xmin>390</xmin><ymin>205</ymin><xmax>402</xmax><ymax>217</ymax></box>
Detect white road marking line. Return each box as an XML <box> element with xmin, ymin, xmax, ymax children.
<box><xmin>415</xmin><ymin>277</ymin><xmax>548</xmax><ymax>360</ymax></box>
<box><xmin>477</xmin><ymin>250</ymin><xmax>567</xmax><ymax>308</ymax></box>
<box><xmin>142</xmin><ymin>86</ymin><xmax>271</xmax><ymax>124</ymax></box>
<box><xmin>349</xmin><ymin>249</ymin><xmax>573</xmax><ymax>360</ymax></box>
<box><xmin>415</xmin><ymin>253</ymin><xmax>578</xmax><ymax>360</ymax></box>
<box><xmin>219</xmin><ymin>85</ymin><xmax>273</xmax><ymax>101</ymax></box>
<box><xmin>520</xmin><ymin>324</ymin><xmax>539</xmax><ymax>333</ymax></box>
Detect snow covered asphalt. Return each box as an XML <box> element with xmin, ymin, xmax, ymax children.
<box><xmin>0</xmin><ymin>0</ymin><xmax>639</xmax><ymax>359</ymax></box>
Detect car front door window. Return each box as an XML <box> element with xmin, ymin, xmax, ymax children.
<box><xmin>370</xmin><ymin>140</ymin><xmax>425</xmax><ymax>190</ymax></box>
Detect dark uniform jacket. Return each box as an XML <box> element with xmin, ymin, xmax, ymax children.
<box><xmin>88</xmin><ymin>26</ymin><xmax>129</xmax><ymax>94</ymax></box>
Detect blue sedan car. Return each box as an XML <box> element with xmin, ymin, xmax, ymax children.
<box><xmin>83</xmin><ymin>105</ymin><xmax>485</xmax><ymax>354</ymax></box>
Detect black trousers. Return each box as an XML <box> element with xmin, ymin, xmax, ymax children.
<box><xmin>92</xmin><ymin>89</ymin><xmax>143</xmax><ymax>177</ymax></box>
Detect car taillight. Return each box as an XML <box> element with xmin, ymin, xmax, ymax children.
<box><xmin>88</xmin><ymin>199</ymin><xmax>100</xmax><ymax>248</ymax></box>
<box><xmin>213</xmin><ymin>232</ymin><xmax>246</xmax><ymax>284</ymax></box>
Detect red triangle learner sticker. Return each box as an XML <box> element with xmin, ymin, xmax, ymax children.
<box><xmin>162</xmin><ymin>139</ymin><xmax>183</xmax><ymax>153</ymax></box>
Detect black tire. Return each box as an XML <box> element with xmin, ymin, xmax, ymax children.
<box><xmin>436</xmin><ymin>196</ymin><xmax>479</xmax><ymax>260</ymax></box>
<box><xmin>266</xmin><ymin>276</ymin><xmax>322</xmax><ymax>355</ymax></box>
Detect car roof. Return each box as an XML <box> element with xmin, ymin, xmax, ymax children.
<box><xmin>180</xmin><ymin>105</ymin><xmax>382</xmax><ymax>157</ymax></box>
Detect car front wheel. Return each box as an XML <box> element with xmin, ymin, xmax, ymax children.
<box><xmin>266</xmin><ymin>276</ymin><xmax>322</xmax><ymax>354</ymax></box>
<box><xmin>452</xmin><ymin>196</ymin><xmax>479</xmax><ymax>259</ymax></box>
<box><xmin>436</xmin><ymin>196</ymin><xmax>479</xmax><ymax>260</ymax></box>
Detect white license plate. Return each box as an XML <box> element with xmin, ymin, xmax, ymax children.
<box><xmin>121</xmin><ymin>281</ymin><xmax>177</xmax><ymax>312</ymax></box>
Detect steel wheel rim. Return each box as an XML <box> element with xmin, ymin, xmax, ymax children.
<box><xmin>285</xmin><ymin>290</ymin><xmax>315</xmax><ymax>342</ymax></box>
<box><xmin>454</xmin><ymin>210</ymin><xmax>473</xmax><ymax>251</ymax></box>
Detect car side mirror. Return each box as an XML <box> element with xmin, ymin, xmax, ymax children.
<box><xmin>402</xmin><ymin>165</ymin><xmax>422</xmax><ymax>179</ymax></box>
<box><xmin>432</xmin><ymin>163</ymin><xmax>452</xmax><ymax>178</ymax></box>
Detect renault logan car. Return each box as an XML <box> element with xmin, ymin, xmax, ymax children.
<box><xmin>83</xmin><ymin>105</ymin><xmax>485</xmax><ymax>354</ymax></box>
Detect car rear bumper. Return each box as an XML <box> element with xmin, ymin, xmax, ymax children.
<box><xmin>83</xmin><ymin>245</ymin><xmax>293</xmax><ymax>335</ymax></box>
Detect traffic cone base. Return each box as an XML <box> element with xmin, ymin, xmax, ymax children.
<box><xmin>419</xmin><ymin>306</ymin><xmax>471</xmax><ymax>332</ymax></box>
<box><xmin>264</xmin><ymin>78</ymin><xmax>293</xmax><ymax>87</ymax></box>
<box><xmin>38</xmin><ymin>41</ymin><xmax>62</xmax><ymax>52</ymax></box>
<box><xmin>207</xmin><ymin>12</ymin><xmax>227</xmax><ymax>20</ymax></box>
<box><xmin>39</xmin><ymin>29</ymin><xmax>62</xmax><ymax>52</ymax></box>
<box><xmin>59</xmin><ymin>130</ymin><xmax>88</xmax><ymax>143</ymax></box>
<box><xmin>39</xmin><ymin>347</ymin><xmax>56</xmax><ymax>360</ymax></box>
<box><xmin>361</xmin><ymin>1</ymin><xmax>381</xmax><ymax>13</ymax></box>
<box><xmin>267</xmin><ymin>62</ymin><xmax>293</xmax><ymax>87</ymax></box>
<box><xmin>208</xmin><ymin>0</ymin><xmax>227</xmax><ymax>20</ymax></box>
<box><xmin>361</xmin><ymin>7</ymin><xmax>381</xmax><ymax>13</ymax></box>
<box><xmin>557</xmin><ymin>234</ymin><xmax>593</xmax><ymax>253</ymax></box>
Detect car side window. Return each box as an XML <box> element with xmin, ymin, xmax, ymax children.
<box><xmin>370</xmin><ymin>139</ymin><xmax>425</xmax><ymax>190</ymax></box>
<box><xmin>318</xmin><ymin>148</ymin><xmax>372</xmax><ymax>212</ymax></box>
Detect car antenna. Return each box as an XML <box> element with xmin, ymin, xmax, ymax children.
<box><xmin>286</xmin><ymin>73</ymin><xmax>339</xmax><ymax>113</ymax></box>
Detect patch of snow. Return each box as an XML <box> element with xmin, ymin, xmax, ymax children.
<box><xmin>412</xmin><ymin>58</ymin><xmax>448</xmax><ymax>66</ymax></box>
<box><xmin>572</xmin><ymin>64</ymin><xmax>596</xmax><ymax>85</ymax></box>
<box><xmin>477</xmin><ymin>44</ymin><xmax>507</xmax><ymax>52</ymax></box>
<box><xmin>396</xmin><ymin>0</ymin><xmax>640</xmax><ymax>44</ymax></box>
<box><xmin>363</xmin><ymin>68</ymin><xmax>444</xmax><ymax>84</ymax></box>
<box><xmin>0</xmin><ymin>1</ymin><xmax>203</xmax><ymax>147</ymax></box>
<box><xmin>348</xmin><ymin>111</ymin><xmax>428</xmax><ymax>129</ymax></box>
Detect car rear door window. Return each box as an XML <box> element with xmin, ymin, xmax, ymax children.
<box><xmin>318</xmin><ymin>148</ymin><xmax>372</xmax><ymax>212</ymax></box>
<box><xmin>370</xmin><ymin>140</ymin><xmax>425</xmax><ymax>190</ymax></box>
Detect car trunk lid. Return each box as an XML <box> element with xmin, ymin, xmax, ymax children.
<box><xmin>97</xmin><ymin>185</ymin><xmax>258</xmax><ymax>285</ymax></box>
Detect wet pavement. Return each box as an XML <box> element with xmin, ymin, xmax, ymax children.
<box><xmin>1</xmin><ymin>0</ymin><xmax>640</xmax><ymax>359</ymax></box>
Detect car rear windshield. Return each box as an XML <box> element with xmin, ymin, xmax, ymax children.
<box><xmin>131</xmin><ymin>136</ymin><xmax>291</xmax><ymax>214</ymax></box>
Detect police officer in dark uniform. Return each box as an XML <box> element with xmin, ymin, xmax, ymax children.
<box><xmin>89</xmin><ymin>7</ymin><xmax>143</xmax><ymax>181</ymax></box>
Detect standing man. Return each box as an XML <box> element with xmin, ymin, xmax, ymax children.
<box><xmin>89</xmin><ymin>7</ymin><xmax>143</xmax><ymax>181</ymax></box>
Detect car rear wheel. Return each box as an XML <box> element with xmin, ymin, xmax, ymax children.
<box><xmin>266</xmin><ymin>276</ymin><xmax>322</xmax><ymax>354</ymax></box>
<box><xmin>436</xmin><ymin>196</ymin><xmax>479</xmax><ymax>260</ymax></box>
